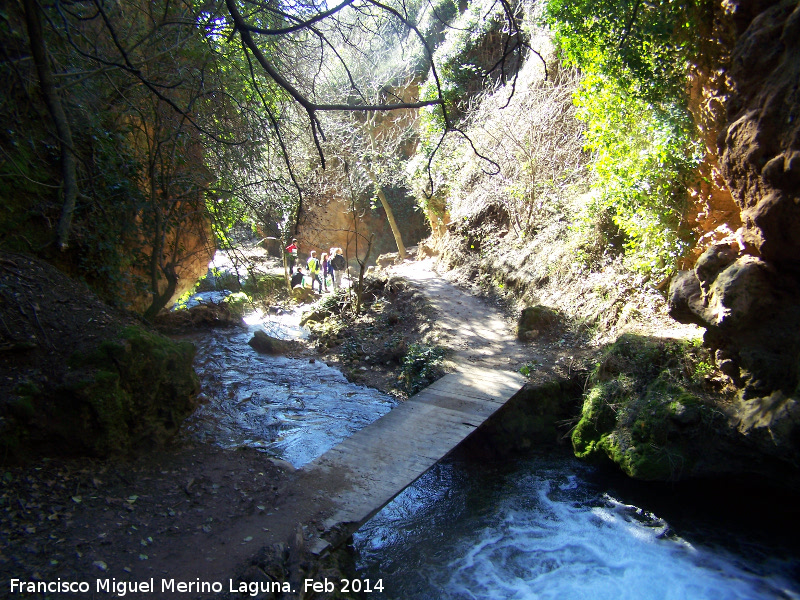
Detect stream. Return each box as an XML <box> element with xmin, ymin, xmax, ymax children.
<box><xmin>180</xmin><ymin>296</ymin><xmax>800</xmax><ymax>599</ymax></box>
<box><xmin>353</xmin><ymin>451</ymin><xmax>800</xmax><ymax>599</ymax></box>
<box><xmin>179</xmin><ymin>297</ymin><xmax>396</xmax><ymax>467</ymax></box>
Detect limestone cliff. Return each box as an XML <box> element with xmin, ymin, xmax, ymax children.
<box><xmin>669</xmin><ymin>0</ymin><xmax>800</xmax><ymax>467</ymax></box>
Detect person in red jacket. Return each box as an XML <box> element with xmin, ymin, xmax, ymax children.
<box><xmin>285</xmin><ymin>238</ymin><xmax>298</xmax><ymax>274</ymax></box>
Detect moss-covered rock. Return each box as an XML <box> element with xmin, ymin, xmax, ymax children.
<box><xmin>15</xmin><ymin>326</ymin><xmax>199</xmax><ymax>457</ymax></box>
<box><xmin>571</xmin><ymin>333</ymin><xmax>728</xmax><ymax>481</ymax></box>
<box><xmin>307</xmin><ymin>317</ymin><xmax>346</xmax><ymax>350</ymax></box>
<box><xmin>300</xmin><ymin>308</ymin><xmax>332</xmax><ymax>327</ymax></box>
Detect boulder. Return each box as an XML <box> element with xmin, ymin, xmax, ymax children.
<box><xmin>376</xmin><ymin>252</ymin><xmax>399</xmax><ymax>268</ymax></box>
<box><xmin>292</xmin><ymin>285</ymin><xmax>318</xmax><ymax>303</ymax></box>
<box><xmin>669</xmin><ymin>252</ymin><xmax>799</xmax><ymax>397</ymax></box>
<box><xmin>248</xmin><ymin>330</ymin><xmax>298</xmax><ymax>355</ymax></box>
<box><xmin>571</xmin><ymin>334</ymin><xmax>800</xmax><ymax>489</ymax></box>
<box><xmin>517</xmin><ymin>305</ymin><xmax>560</xmax><ymax>340</ymax></box>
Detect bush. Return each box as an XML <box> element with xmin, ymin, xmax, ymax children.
<box><xmin>400</xmin><ymin>343</ymin><xmax>446</xmax><ymax>394</ymax></box>
<box><xmin>573</xmin><ymin>73</ymin><xmax>699</xmax><ymax>275</ymax></box>
<box><xmin>544</xmin><ymin>0</ymin><xmax>706</xmax><ymax>276</ymax></box>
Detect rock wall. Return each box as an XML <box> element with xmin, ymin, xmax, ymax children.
<box><xmin>669</xmin><ymin>0</ymin><xmax>800</xmax><ymax>466</ymax></box>
<box><xmin>296</xmin><ymin>186</ymin><xmax>428</xmax><ymax>266</ymax></box>
<box><xmin>684</xmin><ymin>10</ymin><xmax>742</xmax><ymax>260</ymax></box>
<box><xmin>721</xmin><ymin>1</ymin><xmax>800</xmax><ymax>263</ymax></box>
<box><xmin>125</xmin><ymin>203</ymin><xmax>215</xmax><ymax>315</ymax></box>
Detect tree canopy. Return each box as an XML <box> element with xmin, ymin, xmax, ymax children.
<box><xmin>1</xmin><ymin>0</ymin><xmax>526</xmax><ymax>314</ymax></box>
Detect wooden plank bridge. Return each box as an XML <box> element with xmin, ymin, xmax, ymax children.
<box><xmin>296</xmin><ymin>366</ymin><xmax>527</xmax><ymax>555</ymax></box>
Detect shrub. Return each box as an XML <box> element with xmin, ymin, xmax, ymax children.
<box><xmin>400</xmin><ymin>343</ymin><xmax>446</xmax><ymax>394</ymax></box>
<box><xmin>544</xmin><ymin>0</ymin><xmax>706</xmax><ymax>276</ymax></box>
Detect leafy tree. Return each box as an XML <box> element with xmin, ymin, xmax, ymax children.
<box><xmin>3</xmin><ymin>0</ymin><xmax>284</xmax><ymax>314</ymax></box>
<box><xmin>544</xmin><ymin>0</ymin><xmax>707</xmax><ymax>276</ymax></box>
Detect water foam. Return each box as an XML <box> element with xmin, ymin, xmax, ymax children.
<box><xmin>354</xmin><ymin>457</ymin><xmax>799</xmax><ymax>599</ymax></box>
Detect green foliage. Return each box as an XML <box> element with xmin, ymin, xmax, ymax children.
<box><xmin>571</xmin><ymin>333</ymin><xmax>723</xmax><ymax>480</ymax></box>
<box><xmin>400</xmin><ymin>343</ymin><xmax>446</xmax><ymax>394</ymax></box>
<box><xmin>519</xmin><ymin>360</ymin><xmax>541</xmax><ymax>378</ymax></box>
<box><xmin>544</xmin><ymin>0</ymin><xmax>704</xmax><ymax>102</ymax></box>
<box><xmin>419</xmin><ymin>0</ymin><xmax>511</xmax><ymax>129</ymax></box>
<box><xmin>223</xmin><ymin>292</ymin><xmax>252</xmax><ymax>317</ymax></box>
<box><xmin>318</xmin><ymin>288</ymin><xmax>350</xmax><ymax>314</ymax></box>
<box><xmin>241</xmin><ymin>273</ymin><xmax>285</xmax><ymax>300</ymax></box>
<box><xmin>1</xmin><ymin>0</ymin><xmax>298</xmax><ymax>315</ymax></box>
<box><xmin>574</xmin><ymin>74</ymin><xmax>700</xmax><ymax>274</ymax></box>
<box><xmin>544</xmin><ymin>0</ymin><xmax>706</xmax><ymax>276</ymax></box>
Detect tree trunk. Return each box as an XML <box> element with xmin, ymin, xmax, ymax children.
<box><xmin>353</xmin><ymin>233</ymin><xmax>374</xmax><ymax>316</ymax></box>
<box><xmin>22</xmin><ymin>0</ymin><xmax>79</xmax><ymax>251</ymax></box>
<box><xmin>365</xmin><ymin>117</ymin><xmax>407</xmax><ymax>260</ymax></box>
<box><xmin>372</xmin><ymin>178</ymin><xmax>407</xmax><ymax>260</ymax></box>
<box><xmin>143</xmin><ymin>262</ymin><xmax>179</xmax><ymax>321</ymax></box>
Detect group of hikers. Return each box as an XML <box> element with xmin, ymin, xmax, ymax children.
<box><xmin>285</xmin><ymin>239</ymin><xmax>347</xmax><ymax>293</ymax></box>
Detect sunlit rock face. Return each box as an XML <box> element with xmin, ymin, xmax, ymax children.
<box><xmin>721</xmin><ymin>0</ymin><xmax>800</xmax><ymax>264</ymax></box>
<box><xmin>684</xmin><ymin>12</ymin><xmax>741</xmax><ymax>261</ymax></box>
<box><xmin>670</xmin><ymin>0</ymin><xmax>800</xmax><ymax>468</ymax></box>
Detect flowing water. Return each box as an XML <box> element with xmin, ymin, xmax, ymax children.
<box><xmin>181</xmin><ymin>292</ymin><xmax>799</xmax><ymax>598</ymax></box>
<box><xmin>353</xmin><ymin>451</ymin><xmax>800</xmax><ymax>599</ymax></box>
<box><xmin>179</xmin><ymin>296</ymin><xmax>396</xmax><ymax>467</ymax></box>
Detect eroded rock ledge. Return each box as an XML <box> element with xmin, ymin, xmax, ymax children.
<box><xmin>668</xmin><ymin>0</ymin><xmax>800</xmax><ymax>477</ymax></box>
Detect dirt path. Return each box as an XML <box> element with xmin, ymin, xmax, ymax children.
<box><xmin>389</xmin><ymin>257</ymin><xmax>593</xmax><ymax>383</ymax></box>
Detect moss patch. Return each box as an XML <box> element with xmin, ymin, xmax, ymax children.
<box><xmin>16</xmin><ymin>325</ymin><xmax>199</xmax><ymax>457</ymax></box>
<box><xmin>571</xmin><ymin>333</ymin><xmax>725</xmax><ymax>481</ymax></box>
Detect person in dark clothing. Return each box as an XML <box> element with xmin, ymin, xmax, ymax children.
<box><xmin>321</xmin><ymin>252</ymin><xmax>331</xmax><ymax>292</ymax></box>
<box><xmin>290</xmin><ymin>267</ymin><xmax>304</xmax><ymax>288</ymax></box>
<box><xmin>331</xmin><ymin>248</ymin><xmax>346</xmax><ymax>289</ymax></box>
